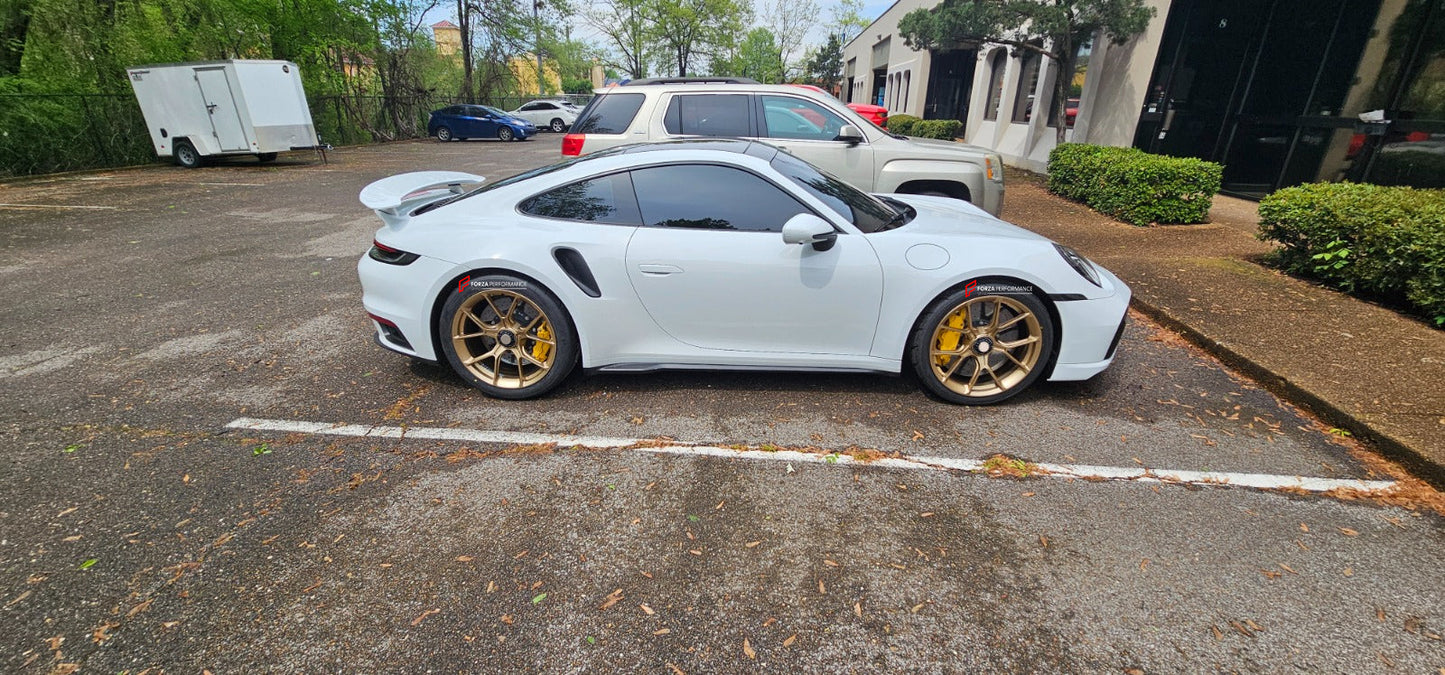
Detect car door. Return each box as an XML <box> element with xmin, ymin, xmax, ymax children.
<box><xmin>516</xmin><ymin>102</ymin><xmax>544</xmax><ymax>125</ymax></box>
<box><xmin>624</xmin><ymin>163</ymin><xmax>883</xmax><ymax>355</ymax></box>
<box><xmin>755</xmin><ymin>94</ymin><xmax>875</xmax><ymax>191</ymax></box>
<box><xmin>469</xmin><ymin>106</ymin><xmax>496</xmax><ymax>137</ymax></box>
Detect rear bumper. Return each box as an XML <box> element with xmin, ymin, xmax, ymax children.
<box><xmin>358</xmin><ymin>252</ymin><xmax>458</xmax><ymax>361</ymax></box>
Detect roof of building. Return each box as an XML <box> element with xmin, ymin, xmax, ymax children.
<box><xmin>432</xmin><ymin>20</ymin><xmax>458</xmax><ymax>29</ymax></box>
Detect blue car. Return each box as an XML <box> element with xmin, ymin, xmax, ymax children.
<box><xmin>428</xmin><ymin>105</ymin><xmax>537</xmax><ymax>142</ymax></box>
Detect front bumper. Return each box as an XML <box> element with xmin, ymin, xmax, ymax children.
<box><xmin>1046</xmin><ymin>265</ymin><xmax>1131</xmax><ymax>382</ymax></box>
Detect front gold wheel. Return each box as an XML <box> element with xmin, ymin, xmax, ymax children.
<box><xmin>912</xmin><ymin>289</ymin><xmax>1054</xmax><ymax>405</ymax></box>
<box><xmin>450</xmin><ymin>289</ymin><xmax>558</xmax><ymax>390</ymax></box>
<box><xmin>930</xmin><ymin>296</ymin><xmax>1043</xmax><ymax>397</ymax></box>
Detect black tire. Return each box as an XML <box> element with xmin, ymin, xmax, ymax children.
<box><xmin>918</xmin><ymin>190</ymin><xmax>951</xmax><ymax>198</ymax></box>
<box><xmin>909</xmin><ymin>284</ymin><xmax>1055</xmax><ymax>405</ymax></box>
<box><xmin>549</xmin><ymin>118</ymin><xmax>566</xmax><ymax>133</ymax></box>
<box><xmin>437</xmin><ymin>274</ymin><xmax>578</xmax><ymax>400</ymax></box>
<box><xmin>497</xmin><ymin>126</ymin><xmax>515</xmax><ymax>142</ymax></box>
<box><xmin>436</xmin><ymin>126</ymin><xmax>453</xmax><ymax>142</ymax></box>
<box><xmin>174</xmin><ymin>140</ymin><xmax>202</xmax><ymax>169</ymax></box>
<box><xmin>257</xmin><ymin>152</ymin><xmax>278</xmax><ymax>163</ymax></box>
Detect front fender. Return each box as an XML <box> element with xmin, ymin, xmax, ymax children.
<box><xmin>876</xmin><ymin>159</ymin><xmax>986</xmax><ymax>198</ymax></box>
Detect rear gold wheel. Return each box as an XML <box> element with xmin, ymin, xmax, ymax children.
<box><xmin>911</xmin><ymin>286</ymin><xmax>1054</xmax><ymax>405</ymax></box>
<box><xmin>438</xmin><ymin>276</ymin><xmax>576</xmax><ymax>399</ymax></box>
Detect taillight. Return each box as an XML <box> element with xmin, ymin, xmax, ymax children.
<box><xmin>368</xmin><ymin>240</ymin><xmax>419</xmax><ymax>265</ymax></box>
<box><xmin>562</xmin><ymin>133</ymin><xmax>584</xmax><ymax>156</ymax></box>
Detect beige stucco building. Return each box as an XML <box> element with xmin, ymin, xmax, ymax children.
<box><xmin>841</xmin><ymin>0</ymin><xmax>1172</xmax><ymax>174</ymax></box>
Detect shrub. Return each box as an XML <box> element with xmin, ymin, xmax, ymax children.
<box><xmin>913</xmin><ymin>119</ymin><xmax>963</xmax><ymax>140</ymax></box>
<box><xmin>1046</xmin><ymin>143</ymin><xmax>1222</xmax><ymax>225</ymax></box>
<box><xmin>882</xmin><ymin>115</ymin><xmax>959</xmax><ymax>139</ymax></box>
<box><xmin>1258</xmin><ymin>182</ymin><xmax>1445</xmax><ymax>326</ymax></box>
<box><xmin>885</xmin><ymin>114</ymin><xmax>919</xmax><ymax>135</ymax></box>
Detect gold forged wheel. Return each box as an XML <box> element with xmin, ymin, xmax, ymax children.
<box><xmin>445</xmin><ymin>283</ymin><xmax>570</xmax><ymax>396</ymax></box>
<box><xmin>919</xmin><ymin>292</ymin><xmax>1052</xmax><ymax>403</ymax></box>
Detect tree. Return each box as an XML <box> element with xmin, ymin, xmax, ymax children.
<box><xmin>588</xmin><ymin>0</ymin><xmax>650</xmax><ymax>78</ymax></box>
<box><xmin>898</xmin><ymin>0</ymin><xmax>1153</xmax><ymax>142</ymax></box>
<box><xmin>802</xmin><ymin>33</ymin><xmax>843</xmax><ymax>89</ymax></box>
<box><xmin>830</xmin><ymin>0</ymin><xmax>869</xmax><ymax>43</ymax></box>
<box><xmin>712</xmin><ymin>27</ymin><xmax>781</xmax><ymax>82</ymax></box>
<box><xmin>762</xmin><ymin>0</ymin><xmax>817</xmax><ymax>80</ymax></box>
<box><xmin>644</xmin><ymin>0</ymin><xmax>747</xmax><ymax>77</ymax></box>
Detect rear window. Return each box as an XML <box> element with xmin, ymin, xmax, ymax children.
<box><xmin>571</xmin><ymin>93</ymin><xmax>645</xmax><ymax>134</ymax></box>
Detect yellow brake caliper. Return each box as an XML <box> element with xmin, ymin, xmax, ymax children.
<box><xmin>530</xmin><ymin>322</ymin><xmax>553</xmax><ymax>363</ymax></box>
<box><xmin>935</xmin><ymin>308</ymin><xmax>967</xmax><ymax>367</ymax></box>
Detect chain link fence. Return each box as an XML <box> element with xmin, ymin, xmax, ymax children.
<box><xmin>0</xmin><ymin>91</ymin><xmax>594</xmax><ymax>179</ymax></box>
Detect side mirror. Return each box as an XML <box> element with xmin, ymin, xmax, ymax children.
<box><xmin>781</xmin><ymin>213</ymin><xmax>838</xmax><ymax>251</ymax></box>
<box><xmin>836</xmin><ymin>124</ymin><xmax>863</xmax><ymax>146</ymax></box>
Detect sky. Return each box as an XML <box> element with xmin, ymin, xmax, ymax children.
<box><xmin>419</xmin><ymin>0</ymin><xmax>896</xmax><ymax>72</ymax></box>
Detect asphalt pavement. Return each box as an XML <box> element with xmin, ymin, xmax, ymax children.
<box><xmin>1</xmin><ymin>137</ymin><xmax>1441</xmax><ymax>673</ymax></box>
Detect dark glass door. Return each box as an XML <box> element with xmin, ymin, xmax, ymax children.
<box><xmin>1136</xmin><ymin>0</ymin><xmax>1385</xmax><ymax>196</ymax></box>
<box><xmin>1133</xmin><ymin>0</ymin><xmax>1268</xmax><ymax>160</ymax></box>
<box><xmin>924</xmin><ymin>49</ymin><xmax>976</xmax><ymax>130</ymax></box>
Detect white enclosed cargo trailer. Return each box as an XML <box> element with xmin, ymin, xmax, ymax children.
<box><xmin>126</xmin><ymin>59</ymin><xmax>323</xmax><ymax>168</ymax></box>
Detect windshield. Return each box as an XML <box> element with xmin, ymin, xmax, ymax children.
<box><xmin>479</xmin><ymin>105</ymin><xmax>508</xmax><ymax>117</ymax></box>
<box><xmin>769</xmin><ymin>152</ymin><xmax>904</xmax><ymax>233</ymax></box>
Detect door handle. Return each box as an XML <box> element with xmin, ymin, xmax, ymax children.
<box><xmin>637</xmin><ymin>264</ymin><xmax>683</xmax><ymax>276</ymax></box>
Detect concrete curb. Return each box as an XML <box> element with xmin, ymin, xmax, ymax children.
<box><xmin>1126</xmin><ymin>297</ymin><xmax>1445</xmax><ymax>490</ymax></box>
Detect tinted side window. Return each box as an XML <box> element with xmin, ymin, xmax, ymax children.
<box><xmin>519</xmin><ymin>173</ymin><xmax>640</xmax><ymax>225</ymax></box>
<box><xmin>520</xmin><ymin>102</ymin><xmax>543</xmax><ymax>111</ymax></box>
<box><xmin>630</xmin><ymin>164</ymin><xmax>810</xmax><ymax>232</ymax></box>
<box><xmin>663</xmin><ymin>95</ymin><xmax>751</xmax><ymax>137</ymax></box>
<box><xmin>572</xmin><ymin>93</ymin><xmax>645</xmax><ymax>134</ymax></box>
<box><xmin>443</xmin><ymin>106</ymin><xmax>464</xmax><ymax>115</ymax></box>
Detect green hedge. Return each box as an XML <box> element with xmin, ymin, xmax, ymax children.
<box><xmin>913</xmin><ymin>119</ymin><xmax>963</xmax><ymax>139</ymax></box>
<box><xmin>884</xmin><ymin>114</ymin><xmax>917</xmax><ymax>135</ymax></box>
<box><xmin>1258</xmin><ymin>182</ymin><xmax>1445</xmax><ymax>326</ymax></box>
<box><xmin>881</xmin><ymin>114</ymin><xmax>960</xmax><ymax>140</ymax></box>
<box><xmin>1046</xmin><ymin>143</ymin><xmax>1223</xmax><ymax>226</ymax></box>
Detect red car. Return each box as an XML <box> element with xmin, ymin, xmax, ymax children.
<box><xmin>787</xmin><ymin>84</ymin><xmax>888</xmax><ymax>129</ymax></box>
<box><xmin>848</xmin><ymin>102</ymin><xmax>888</xmax><ymax>128</ymax></box>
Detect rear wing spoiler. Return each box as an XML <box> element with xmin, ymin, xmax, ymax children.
<box><xmin>359</xmin><ymin>171</ymin><xmax>485</xmax><ymax>227</ymax></box>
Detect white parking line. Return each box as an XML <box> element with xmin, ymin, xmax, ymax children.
<box><xmin>225</xmin><ymin>417</ymin><xmax>1398</xmax><ymax>495</ymax></box>
<box><xmin>0</xmin><ymin>203</ymin><xmax>119</xmax><ymax>210</ymax></box>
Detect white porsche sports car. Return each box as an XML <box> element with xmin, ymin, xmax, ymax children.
<box><xmin>357</xmin><ymin>140</ymin><xmax>1130</xmax><ymax>404</ymax></box>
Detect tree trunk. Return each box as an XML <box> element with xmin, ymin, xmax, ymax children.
<box><xmin>0</xmin><ymin>0</ymin><xmax>31</xmax><ymax>77</ymax></box>
<box><xmin>1052</xmin><ymin>34</ymin><xmax>1075</xmax><ymax>146</ymax></box>
<box><xmin>458</xmin><ymin>0</ymin><xmax>474</xmax><ymax>100</ymax></box>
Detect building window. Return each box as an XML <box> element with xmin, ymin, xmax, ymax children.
<box><xmin>1049</xmin><ymin>39</ymin><xmax>1092</xmax><ymax>128</ymax></box>
<box><xmin>1012</xmin><ymin>48</ymin><xmax>1042</xmax><ymax>123</ymax></box>
<box><xmin>984</xmin><ymin>49</ymin><xmax>1006</xmax><ymax>121</ymax></box>
<box><xmin>903</xmin><ymin>71</ymin><xmax>910</xmax><ymax>112</ymax></box>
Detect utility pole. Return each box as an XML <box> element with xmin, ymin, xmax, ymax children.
<box><xmin>533</xmin><ymin>0</ymin><xmax>545</xmax><ymax>97</ymax></box>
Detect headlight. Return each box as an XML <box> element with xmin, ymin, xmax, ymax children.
<box><xmin>1053</xmin><ymin>244</ymin><xmax>1100</xmax><ymax>287</ymax></box>
<box><xmin>986</xmin><ymin>155</ymin><xmax>1004</xmax><ymax>182</ymax></box>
